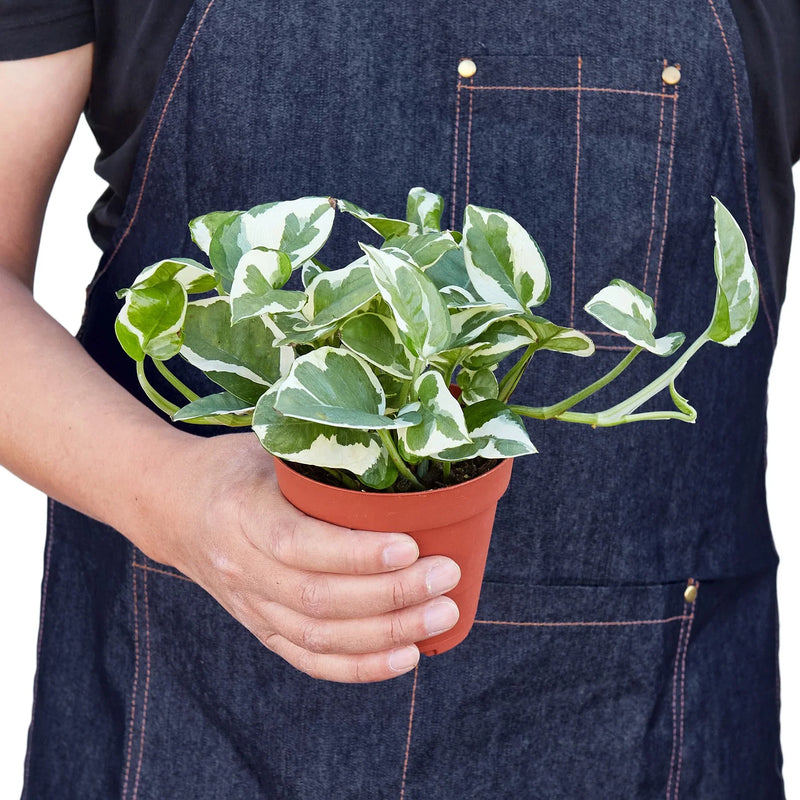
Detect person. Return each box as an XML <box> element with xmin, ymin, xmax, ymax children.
<box><xmin>1</xmin><ymin>1</ymin><xmax>798</xmax><ymax>797</ymax></box>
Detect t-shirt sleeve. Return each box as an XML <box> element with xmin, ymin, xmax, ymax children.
<box><xmin>0</xmin><ymin>0</ymin><xmax>94</xmax><ymax>61</ymax></box>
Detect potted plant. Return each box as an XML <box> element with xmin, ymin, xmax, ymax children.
<box><xmin>115</xmin><ymin>188</ymin><xmax>758</xmax><ymax>654</ymax></box>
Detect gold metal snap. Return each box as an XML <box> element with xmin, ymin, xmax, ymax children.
<box><xmin>458</xmin><ymin>58</ymin><xmax>477</xmax><ymax>79</ymax></box>
<box><xmin>683</xmin><ymin>582</ymin><xmax>698</xmax><ymax>603</ymax></box>
<box><xmin>662</xmin><ymin>64</ymin><xmax>681</xmax><ymax>86</ymax></box>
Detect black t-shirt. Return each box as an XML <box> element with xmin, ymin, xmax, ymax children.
<box><xmin>1</xmin><ymin>0</ymin><xmax>799</xmax><ymax>299</ymax></box>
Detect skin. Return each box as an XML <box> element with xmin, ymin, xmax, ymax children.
<box><xmin>0</xmin><ymin>44</ymin><xmax>460</xmax><ymax>684</ymax></box>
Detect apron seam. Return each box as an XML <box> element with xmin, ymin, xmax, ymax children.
<box><xmin>448</xmin><ymin>78</ymin><xmax>463</xmax><ymax>231</ymax></box>
<box><xmin>399</xmin><ymin>664</ymin><xmax>420</xmax><ymax>800</ymax></box>
<box><xmin>121</xmin><ymin>549</ymin><xmax>142</xmax><ymax>800</ymax></box>
<box><xmin>474</xmin><ymin>614</ymin><xmax>689</xmax><ymax>627</ymax></box>
<box><xmin>570</xmin><ymin>55</ymin><xmax>583</xmax><ymax>327</ymax></box>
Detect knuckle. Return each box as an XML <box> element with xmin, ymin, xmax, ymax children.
<box><xmin>295</xmin><ymin>649</ymin><xmax>324</xmax><ymax>681</ymax></box>
<box><xmin>269</xmin><ymin>516</ymin><xmax>301</xmax><ymax>565</ymax></box>
<box><xmin>387</xmin><ymin>613</ymin><xmax>410</xmax><ymax>646</ymax></box>
<box><xmin>391</xmin><ymin>579</ymin><xmax>409</xmax><ymax>611</ymax></box>
<box><xmin>299</xmin><ymin>620</ymin><xmax>332</xmax><ymax>654</ymax></box>
<box><xmin>298</xmin><ymin>574</ymin><xmax>332</xmax><ymax>618</ymax></box>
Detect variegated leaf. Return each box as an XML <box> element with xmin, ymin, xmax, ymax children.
<box><xmin>115</xmin><ymin>280</ymin><xmax>187</xmax><ymax>362</ymax></box>
<box><xmin>440</xmin><ymin>285</ymin><xmax>477</xmax><ymax>307</ymax></box>
<box><xmin>340</xmin><ymin>313</ymin><xmax>413</xmax><ymax>379</ymax></box>
<box><xmin>457</xmin><ymin>368</ymin><xmax>499</xmax><ymax>405</ymax></box>
<box><xmin>438</xmin><ymin>400</ymin><xmax>537</xmax><ymax>461</ymax></box>
<box><xmin>384</xmin><ymin>231</ymin><xmax>458</xmax><ymax>270</ymax></box>
<box><xmin>301</xmin><ymin>257</ymin><xmax>379</xmax><ymax>327</ymax></box>
<box><xmin>338</xmin><ymin>198</ymin><xmax>419</xmax><ymax>240</ymax></box>
<box><xmin>273</xmin><ymin>347</ymin><xmax>418</xmax><ymax>430</ymax></box>
<box><xmin>181</xmin><ymin>297</ymin><xmax>288</xmax><ymax>404</ymax></box>
<box><xmin>396</xmin><ymin>371</ymin><xmax>471</xmax><ymax>460</ymax></box>
<box><xmin>172</xmin><ymin>391</ymin><xmax>254</xmax><ymax>426</ymax></box>
<box><xmin>230</xmin><ymin>247</ymin><xmax>305</xmax><ymax>322</ymax></box>
<box><xmin>526</xmin><ymin>316</ymin><xmax>595</xmax><ymax>357</ymax></box>
<box><xmin>301</xmin><ymin>258</ymin><xmax>328</xmax><ymax>288</ymax></box>
<box><xmin>462</xmin><ymin>317</ymin><xmax>538</xmax><ymax>370</ymax></box>
<box><xmin>208</xmin><ymin>197</ymin><xmax>335</xmax><ymax>291</ymax></box>
<box><xmin>425</xmin><ymin>247</ymin><xmax>474</xmax><ymax>295</ymax></box>
<box><xmin>189</xmin><ymin>210</ymin><xmax>243</xmax><ymax>258</ymax></box>
<box><xmin>121</xmin><ymin>257</ymin><xmax>217</xmax><ymax>295</ymax></box>
<box><xmin>462</xmin><ymin>205</ymin><xmax>550</xmax><ymax>311</ymax></box>
<box><xmin>705</xmin><ymin>197</ymin><xmax>759</xmax><ymax>346</ymax></box>
<box><xmin>406</xmin><ymin>187</ymin><xmax>444</xmax><ymax>232</ymax></box>
<box><xmin>254</xmin><ymin>389</ymin><xmax>395</xmax><ymax>485</ymax></box>
<box><xmin>361</xmin><ymin>243</ymin><xmax>451</xmax><ymax>359</ymax></box>
<box><xmin>449</xmin><ymin>303</ymin><xmax>524</xmax><ymax>348</ymax></box>
<box><xmin>583</xmin><ymin>281</ymin><xmax>683</xmax><ymax>355</ymax></box>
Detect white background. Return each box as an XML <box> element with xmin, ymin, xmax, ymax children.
<box><xmin>1</xmin><ymin>120</ymin><xmax>798</xmax><ymax>796</ymax></box>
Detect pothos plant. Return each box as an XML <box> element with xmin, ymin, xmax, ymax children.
<box><xmin>115</xmin><ymin>188</ymin><xmax>758</xmax><ymax>492</ymax></box>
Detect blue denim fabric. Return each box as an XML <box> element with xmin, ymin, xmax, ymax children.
<box><xmin>24</xmin><ymin>1</ymin><xmax>784</xmax><ymax>797</ymax></box>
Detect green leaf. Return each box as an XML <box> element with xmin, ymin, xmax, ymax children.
<box><xmin>396</xmin><ymin>371</ymin><xmax>471</xmax><ymax>460</ymax></box>
<box><xmin>119</xmin><ymin>257</ymin><xmax>217</xmax><ymax>297</ymax></box>
<box><xmin>425</xmin><ymin>247</ymin><xmax>474</xmax><ymax>295</ymax></box>
<box><xmin>382</xmin><ymin>232</ymin><xmax>458</xmax><ymax>270</ymax></box>
<box><xmin>526</xmin><ymin>316</ymin><xmax>596</xmax><ymax>357</ymax></box>
<box><xmin>340</xmin><ymin>313</ymin><xmax>413</xmax><ymax>379</ymax></box>
<box><xmin>437</xmin><ymin>400</ymin><xmax>537</xmax><ymax>461</ymax></box>
<box><xmin>230</xmin><ymin>247</ymin><xmax>305</xmax><ymax>322</ymax></box>
<box><xmin>583</xmin><ymin>281</ymin><xmax>683</xmax><ymax>356</ymax></box>
<box><xmin>253</xmin><ymin>389</ymin><xmax>394</xmax><ymax>484</ymax></box>
<box><xmin>302</xmin><ymin>258</ymin><xmax>379</xmax><ymax>328</ymax></box>
<box><xmin>457</xmin><ymin>368</ymin><xmax>499</xmax><ymax>404</ymax></box>
<box><xmin>338</xmin><ymin>198</ymin><xmax>419</xmax><ymax>240</ymax></box>
<box><xmin>406</xmin><ymin>187</ymin><xmax>444</xmax><ymax>232</ymax></box>
<box><xmin>461</xmin><ymin>317</ymin><xmax>538</xmax><ymax>370</ymax></box>
<box><xmin>705</xmin><ymin>197</ymin><xmax>759</xmax><ymax>346</ymax></box>
<box><xmin>172</xmin><ymin>391</ymin><xmax>254</xmax><ymax>426</ymax></box>
<box><xmin>115</xmin><ymin>280</ymin><xmax>188</xmax><ymax>362</ymax></box>
<box><xmin>274</xmin><ymin>347</ymin><xmax>417</xmax><ymax>430</ymax></box>
<box><xmin>189</xmin><ymin>210</ymin><xmax>244</xmax><ymax>258</ymax></box>
<box><xmin>462</xmin><ymin>205</ymin><xmax>550</xmax><ymax>311</ymax></box>
<box><xmin>181</xmin><ymin>297</ymin><xmax>288</xmax><ymax>403</ymax></box>
<box><xmin>361</xmin><ymin>243</ymin><xmax>451</xmax><ymax>359</ymax></box>
<box><xmin>449</xmin><ymin>303</ymin><xmax>524</xmax><ymax>348</ymax></box>
<box><xmin>208</xmin><ymin>197</ymin><xmax>335</xmax><ymax>292</ymax></box>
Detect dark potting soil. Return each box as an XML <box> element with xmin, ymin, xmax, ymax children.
<box><xmin>286</xmin><ymin>457</ymin><xmax>501</xmax><ymax>493</ymax></box>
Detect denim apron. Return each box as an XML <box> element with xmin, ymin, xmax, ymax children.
<box><xmin>24</xmin><ymin>1</ymin><xmax>785</xmax><ymax>797</ymax></box>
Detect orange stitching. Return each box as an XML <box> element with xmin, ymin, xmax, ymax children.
<box><xmin>88</xmin><ymin>0</ymin><xmax>218</xmax><ymax>293</ymax></box>
<box><xmin>449</xmin><ymin>81</ymin><xmax>463</xmax><ymax>230</ymax></box>
<box><xmin>653</xmin><ymin>89</ymin><xmax>678</xmax><ymax>307</ymax></box>
<box><xmin>570</xmin><ymin>55</ymin><xmax>583</xmax><ymax>326</ymax></box>
<box><xmin>132</xmin><ymin>566</ymin><xmax>152</xmax><ymax>799</ymax></box>
<box><xmin>643</xmin><ymin>65</ymin><xmax>668</xmax><ymax>294</ymax></box>
<box><xmin>595</xmin><ymin>344</ymin><xmax>635</xmax><ymax>352</ymax></box>
<box><xmin>22</xmin><ymin>500</ymin><xmax>56</xmax><ymax>799</ymax></box>
<box><xmin>673</xmin><ymin>580</ymin><xmax>698</xmax><ymax>799</ymax></box>
<box><xmin>465</xmin><ymin>78</ymin><xmax>474</xmax><ymax>208</ymax></box>
<box><xmin>133</xmin><ymin>561</ymin><xmax>193</xmax><ymax>582</ymax></box>
<box><xmin>399</xmin><ymin>664</ymin><xmax>419</xmax><ymax>799</ymax></box>
<box><xmin>474</xmin><ymin>614</ymin><xmax>688</xmax><ymax>627</ymax></box>
<box><xmin>121</xmin><ymin>553</ymin><xmax>141</xmax><ymax>800</ymax></box>
<box><xmin>706</xmin><ymin>0</ymin><xmax>776</xmax><ymax>346</ymax></box>
<box><xmin>467</xmin><ymin>86</ymin><xmax>676</xmax><ymax>99</ymax></box>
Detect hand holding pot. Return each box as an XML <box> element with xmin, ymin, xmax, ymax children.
<box><xmin>146</xmin><ymin>433</ymin><xmax>461</xmax><ymax>683</ymax></box>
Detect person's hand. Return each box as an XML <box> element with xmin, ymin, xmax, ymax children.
<box><xmin>141</xmin><ymin>432</ymin><xmax>461</xmax><ymax>683</ymax></box>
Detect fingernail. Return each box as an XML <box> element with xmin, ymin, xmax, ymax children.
<box><xmin>425</xmin><ymin>561</ymin><xmax>461</xmax><ymax>595</ymax></box>
<box><xmin>388</xmin><ymin>645</ymin><xmax>420</xmax><ymax>673</ymax></box>
<box><xmin>383</xmin><ymin>539</ymin><xmax>418</xmax><ymax>569</ymax></box>
<box><xmin>424</xmin><ymin>598</ymin><xmax>460</xmax><ymax>637</ymax></box>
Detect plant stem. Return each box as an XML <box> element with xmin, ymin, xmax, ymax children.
<box><xmin>153</xmin><ymin>358</ymin><xmax>200</xmax><ymax>402</ymax></box>
<box><xmin>497</xmin><ymin>343</ymin><xmax>537</xmax><ymax>403</ymax></box>
<box><xmin>442</xmin><ymin>461</ymin><xmax>451</xmax><ymax>482</ymax></box>
<box><xmin>509</xmin><ymin>346</ymin><xmax>643</xmax><ymax>420</ymax></box>
<box><xmin>322</xmin><ymin>467</ymin><xmax>360</xmax><ymax>490</ymax></box>
<box><xmin>397</xmin><ymin>358</ymin><xmax>425</xmax><ymax>410</ymax></box>
<box><xmin>378</xmin><ymin>429</ymin><xmax>424</xmax><ymax>490</ymax></box>
<box><xmin>136</xmin><ymin>360</ymin><xmax>180</xmax><ymax>416</ymax></box>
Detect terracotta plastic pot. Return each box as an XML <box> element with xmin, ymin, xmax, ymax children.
<box><xmin>273</xmin><ymin>457</ymin><xmax>513</xmax><ymax>656</ymax></box>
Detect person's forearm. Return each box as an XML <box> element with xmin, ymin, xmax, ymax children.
<box><xmin>0</xmin><ymin>268</ymin><xmax>189</xmax><ymax>558</ymax></box>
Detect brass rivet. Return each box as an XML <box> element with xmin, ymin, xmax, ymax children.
<box><xmin>662</xmin><ymin>65</ymin><xmax>681</xmax><ymax>86</ymax></box>
<box><xmin>458</xmin><ymin>58</ymin><xmax>477</xmax><ymax>79</ymax></box>
<box><xmin>684</xmin><ymin>583</ymin><xmax>698</xmax><ymax>603</ymax></box>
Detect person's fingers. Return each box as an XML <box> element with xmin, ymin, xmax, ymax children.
<box><xmin>261</xmin><ymin>633</ymin><xmax>421</xmax><ymax>683</ymax></box>
<box><xmin>258</xmin><ymin>507</ymin><xmax>420</xmax><ymax>575</ymax></box>
<box><xmin>256</xmin><ymin>595</ymin><xmax>460</xmax><ymax>655</ymax></box>
<box><xmin>259</xmin><ymin>555</ymin><xmax>461</xmax><ymax>619</ymax></box>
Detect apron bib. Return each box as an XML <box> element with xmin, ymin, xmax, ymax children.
<box><xmin>25</xmin><ymin>2</ymin><xmax>784</xmax><ymax>797</ymax></box>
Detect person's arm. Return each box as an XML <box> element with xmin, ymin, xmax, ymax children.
<box><xmin>0</xmin><ymin>45</ymin><xmax>460</xmax><ymax>683</ymax></box>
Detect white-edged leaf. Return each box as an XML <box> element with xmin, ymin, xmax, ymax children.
<box><xmin>340</xmin><ymin>313</ymin><xmax>413</xmax><ymax>379</ymax></box>
<box><xmin>406</xmin><ymin>187</ymin><xmax>444</xmax><ymax>232</ymax></box>
<box><xmin>119</xmin><ymin>258</ymin><xmax>216</xmax><ymax>297</ymax></box>
<box><xmin>274</xmin><ymin>347</ymin><xmax>417</xmax><ymax>430</ymax></box>
<box><xmin>462</xmin><ymin>205</ymin><xmax>550</xmax><ymax>310</ymax></box>
<box><xmin>449</xmin><ymin>303</ymin><xmax>524</xmax><ymax>348</ymax></box>
<box><xmin>180</xmin><ymin>297</ymin><xmax>287</xmax><ymax>403</ymax></box>
<box><xmin>189</xmin><ymin>210</ymin><xmax>243</xmax><ymax>257</ymax></box>
<box><xmin>254</xmin><ymin>389</ymin><xmax>394</xmax><ymax>485</ymax></box>
<box><xmin>527</xmin><ymin>316</ymin><xmax>596</xmax><ymax>357</ymax></box>
<box><xmin>172</xmin><ymin>391</ymin><xmax>254</xmax><ymax>426</ymax></box>
<box><xmin>396</xmin><ymin>371</ymin><xmax>471</xmax><ymax>460</ymax></box>
<box><xmin>115</xmin><ymin>280</ymin><xmax>187</xmax><ymax>361</ymax></box>
<box><xmin>383</xmin><ymin>231</ymin><xmax>458</xmax><ymax>270</ymax></box>
<box><xmin>301</xmin><ymin>258</ymin><xmax>329</xmax><ymax>288</ymax></box>
<box><xmin>301</xmin><ymin>257</ymin><xmax>379</xmax><ymax>328</ymax></box>
<box><xmin>583</xmin><ymin>281</ymin><xmax>682</xmax><ymax>356</ymax></box>
<box><xmin>441</xmin><ymin>285</ymin><xmax>477</xmax><ymax>307</ymax></box>
<box><xmin>338</xmin><ymin>198</ymin><xmax>419</xmax><ymax>240</ymax></box>
<box><xmin>462</xmin><ymin>317</ymin><xmax>538</xmax><ymax>370</ymax></box>
<box><xmin>230</xmin><ymin>247</ymin><xmax>305</xmax><ymax>322</ymax></box>
<box><xmin>361</xmin><ymin>243</ymin><xmax>451</xmax><ymax>359</ymax></box>
<box><xmin>438</xmin><ymin>400</ymin><xmax>537</xmax><ymax>461</ymax></box>
<box><xmin>456</xmin><ymin>368</ymin><xmax>499</xmax><ymax>405</ymax></box>
<box><xmin>705</xmin><ymin>197</ymin><xmax>760</xmax><ymax>346</ymax></box>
